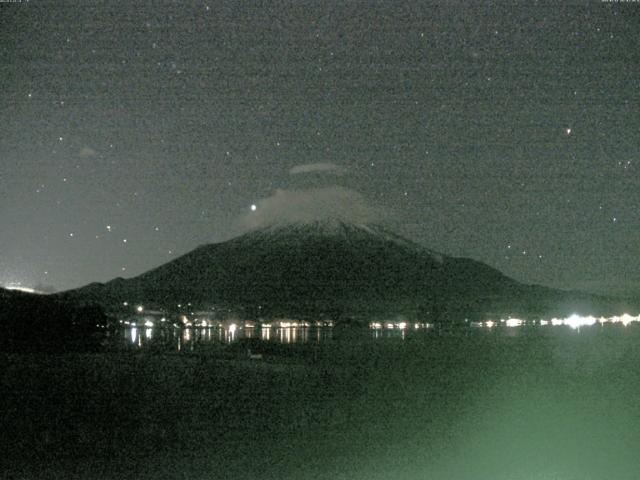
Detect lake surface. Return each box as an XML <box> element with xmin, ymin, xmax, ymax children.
<box><xmin>119</xmin><ymin>312</ymin><xmax>640</xmax><ymax>351</ymax></box>
<box><xmin>4</xmin><ymin>312</ymin><xmax>640</xmax><ymax>480</ymax></box>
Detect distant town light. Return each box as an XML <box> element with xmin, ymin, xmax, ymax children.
<box><xmin>136</xmin><ymin>305</ymin><xmax>144</xmax><ymax>313</ymax></box>
<box><xmin>564</xmin><ymin>314</ymin><xmax>597</xmax><ymax>329</ymax></box>
<box><xmin>620</xmin><ymin>313</ymin><xmax>635</xmax><ymax>326</ymax></box>
<box><xmin>505</xmin><ymin>318</ymin><xmax>523</xmax><ymax>327</ymax></box>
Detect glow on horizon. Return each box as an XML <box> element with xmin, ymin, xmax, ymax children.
<box><xmin>4</xmin><ymin>284</ymin><xmax>39</xmax><ymax>294</ymax></box>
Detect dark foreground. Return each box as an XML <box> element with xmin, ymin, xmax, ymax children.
<box><xmin>2</xmin><ymin>326</ymin><xmax>640</xmax><ymax>480</ymax></box>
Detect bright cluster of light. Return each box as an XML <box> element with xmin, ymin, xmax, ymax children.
<box><xmin>482</xmin><ymin>313</ymin><xmax>640</xmax><ymax>329</ymax></box>
<box><xmin>440</xmin><ymin>314</ymin><xmax>640</xmax><ymax>330</ymax></box>
<box><xmin>369</xmin><ymin>321</ymin><xmax>430</xmax><ymax>330</ymax></box>
<box><xmin>505</xmin><ymin>318</ymin><xmax>524</xmax><ymax>327</ymax></box>
<box><xmin>610</xmin><ymin>313</ymin><xmax>638</xmax><ymax>326</ymax></box>
<box><xmin>273</xmin><ymin>320</ymin><xmax>312</xmax><ymax>328</ymax></box>
<box><xmin>564</xmin><ymin>314</ymin><xmax>596</xmax><ymax>329</ymax></box>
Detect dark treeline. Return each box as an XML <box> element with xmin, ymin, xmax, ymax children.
<box><xmin>0</xmin><ymin>288</ymin><xmax>108</xmax><ymax>352</ymax></box>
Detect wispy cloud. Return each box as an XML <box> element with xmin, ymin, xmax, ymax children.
<box><xmin>232</xmin><ymin>186</ymin><xmax>391</xmax><ymax>235</ymax></box>
<box><xmin>78</xmin><ymin>146</ymin><xmax>97</xmax><ymax>157</ymax></box>
<box><xmin>289</xmin><ymin>163</ymin><xmax>345</xmax><ymax>176</ymax></box>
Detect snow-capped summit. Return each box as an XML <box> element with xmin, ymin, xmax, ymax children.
<box><xmin>234</xmin><ymin>219</ymin><xmax>444</xmax><ymax>263</ymax></box>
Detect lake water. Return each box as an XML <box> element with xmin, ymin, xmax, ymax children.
<box><xmin>123</xmin><ymin>323</ymin><xmax>336</xmax><ymax>350</ymax></box>
<box><xmin>119</xmin><ymin>312</ymin><xmax>640</xmax><ymax>351</ymax></box>
<box><xmin>5</xmin><ymin>312</ymin><xmax>640</xmax><ymax>480</ymax></box>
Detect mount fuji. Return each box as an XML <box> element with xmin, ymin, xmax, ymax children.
<box><xmin>60</xmin><ymin>220</ymin><xmax>619</xmax><ymax>321</ymax></box>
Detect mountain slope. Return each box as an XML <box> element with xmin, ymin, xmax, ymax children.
<box><xmin>60</xmin><ymin>221</ymin><xmax>622</xmax><ymax>320</ymax></box>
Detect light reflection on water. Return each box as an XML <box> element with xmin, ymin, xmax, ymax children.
<box><xmin>122</xmin><ymin>324</ymin><xmax>337</xmax><ymax>350</ymax></box>
<box><xmin>119</xmin><ymin>313</ymin><xmax>640</xmax><ymax>350</ymax></box>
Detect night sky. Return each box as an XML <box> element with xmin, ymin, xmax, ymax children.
<box><xmin>1</xmin><ymin>1</ymin><xmax>638</xmax><ymax>295</ymax></box>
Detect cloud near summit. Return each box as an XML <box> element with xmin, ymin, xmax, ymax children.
<box><xmin>289</xmin><ymin>162</ymin><xmax>345</xmax><ymax>175</ymax></box>
<box><xmin>78</xmin><ymin>146</ymin><xmax>97</xmax><ymax>157</ymax></box>
<box><xmin>232</xmin><ymin>186</ymin><xmax>390</xmax><ymax>235</ymax></box>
